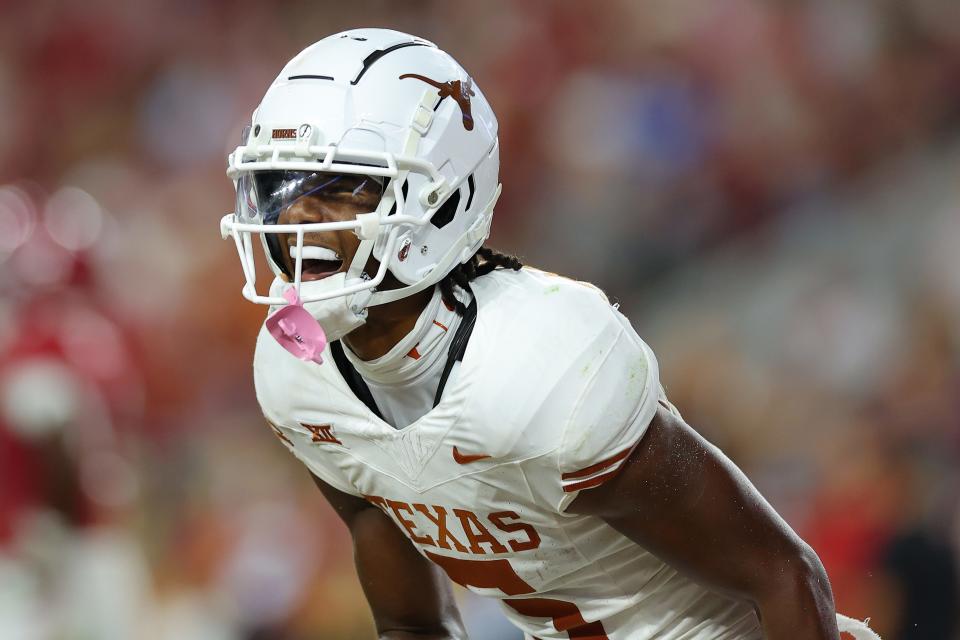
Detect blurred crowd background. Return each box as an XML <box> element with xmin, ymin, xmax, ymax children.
<box><xmin>1</xmin><ymin>0</ymin><xmax>959</xmax><ymax>638</ymax></box>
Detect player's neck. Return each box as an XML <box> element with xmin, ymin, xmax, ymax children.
<box><xmin>343</xmin><ymin>287</ymin><xmax>434</xmax><ymax>361</ymax></box>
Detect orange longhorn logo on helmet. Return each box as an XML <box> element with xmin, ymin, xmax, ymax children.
<box><xmin>399</xmin><ymin>74</ymin><xmax>476</xmax><ymax>131</ymax></box>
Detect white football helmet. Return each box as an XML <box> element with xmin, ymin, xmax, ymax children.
<box><xmin>221</xmin><ymin>28</ymin><xmax>501</xmax><ymax>324</ymax></box>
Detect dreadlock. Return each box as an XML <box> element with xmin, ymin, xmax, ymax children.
<box><xmin>439</xmin><ymin>246</ymin><xmax>523</xmax><ymax>315</ymax></box>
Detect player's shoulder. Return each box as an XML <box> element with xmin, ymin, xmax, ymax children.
<box><xmin>464</xmin><ymin>268</ymin><xmax>661</xmax><ymax>509</ymax></box>
<box><xmin>469</xmin><ymin>267</ymin><xmax>629</xmax><ymax>363</ymax></box>
<box><xmin>458</xmin><ymin>268</ymin><xmax>641</xmax><ymax>459</ymax></box>
<box><xmin>472</xmin><ymin>266</ymin><xmax>616</xmax><ymax>331</ymax></box>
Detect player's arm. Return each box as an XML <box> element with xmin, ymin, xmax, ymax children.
<box><xmin>311</xmin><ymin>474</ymin><xmax>468</xmax><ymax>640</ymax></box>
<box><xmin>567</xmin><ymin>406</ymin><xmax>839</xmax><ymax>640</ymax></box>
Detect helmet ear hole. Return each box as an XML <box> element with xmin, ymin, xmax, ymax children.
<box><xmin>431</xmin><ymin>187</ymin><xmax>461</xmax><ymax>229</ymax></box>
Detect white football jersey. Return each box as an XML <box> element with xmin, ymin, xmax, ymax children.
<box><xmin>254</xmin><ymin>268</ymin><xmax>762</xmax><ymax>640</ymax></box>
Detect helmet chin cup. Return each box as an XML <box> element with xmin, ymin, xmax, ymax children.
<box><xmin>270</xmin><ymin>275</ymin><xmax>368</xmax><ymax>342</ymax></box>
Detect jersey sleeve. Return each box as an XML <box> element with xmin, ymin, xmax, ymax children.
<box><xmin>555</xmin><ymin>311</ymin><xmax>661</xmax><ymax>512</ymax></box>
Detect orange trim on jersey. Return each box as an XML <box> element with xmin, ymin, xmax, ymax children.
<box><xmin>562</xmin><ymin>467</ymin><xmax>622</xmax><ymax>493</ymax></box>
<box><xmin>503</xmin><ymin>597</ymin><xmax>608</xmax><ymax>638</ymax></box>
<box><xmin>407</xmin><ymin>345</ymin><xmax>422</xmax><ymax>360</ymax></box>
<box><xmin>561</xmin><ymin>444</ymin><xmax>634</xmax><ymax>481</ymax></box>
<box><xmin>452</xmin><ymin>446</ymin><xmax>491</xmax><ymax>464</ymax></box>
<box><xmin>433</xmin><ymin>320</ymin><xmax>449</xmax><ymax>332</ymax></box>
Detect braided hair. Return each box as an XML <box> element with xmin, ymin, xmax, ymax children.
<box><xmin>439</xmin><ymin>246</ymin><xmax>523</xmax><ymax>315</ymax></box>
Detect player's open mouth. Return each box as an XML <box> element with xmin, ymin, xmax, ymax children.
<box><xmin>289</xmin><ymin>245</ymin><xmax>344</xmax><ymax>281</ymax></box>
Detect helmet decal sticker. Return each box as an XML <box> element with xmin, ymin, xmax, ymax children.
<box><xmin>399</xmin><ymin>74</ymin><xmax>476</xmax><ymax>131</ymax></box>
<box><xmin>398</xmin><ymin>238</ymin><xmax>412</xmax><ymax>262</ymax></box>
<box><xmin>271</xmin><ymin>128</ymin><xmax>297</xmax><ymax>140</ymax></box>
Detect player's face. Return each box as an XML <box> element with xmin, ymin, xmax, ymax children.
<box><xmin>270</xmin><ymin>173</ymin><xmax>384</xmax><ymax>281</ymax></box>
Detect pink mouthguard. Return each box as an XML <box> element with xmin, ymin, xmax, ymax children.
<box><xmin>265</xmin><ymin>288</ymin><xmax>327</xmax><ymax>365</ymax></box>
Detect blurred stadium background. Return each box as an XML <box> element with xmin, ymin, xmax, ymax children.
<box><xmin>1</xmin><ymin>1</ymin><xmax>958</xmax><ymax>638</ymax></box>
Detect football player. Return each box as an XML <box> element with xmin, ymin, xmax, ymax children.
<box><xmin>221</xmin><ymin>29</ymin><xmax>879</xmax><ymax>640</ymax></box>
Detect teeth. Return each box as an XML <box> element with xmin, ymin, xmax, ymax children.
<box><xmin>290</xmin><ymin>246</ymin><xmax>340</xmax><ymax>261</ymax></box>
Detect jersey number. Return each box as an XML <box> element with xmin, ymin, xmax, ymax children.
<box><xmin>425</xmin><ymin>551</ymin><xmax>608</xmax><ymax>639</ymax></box>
